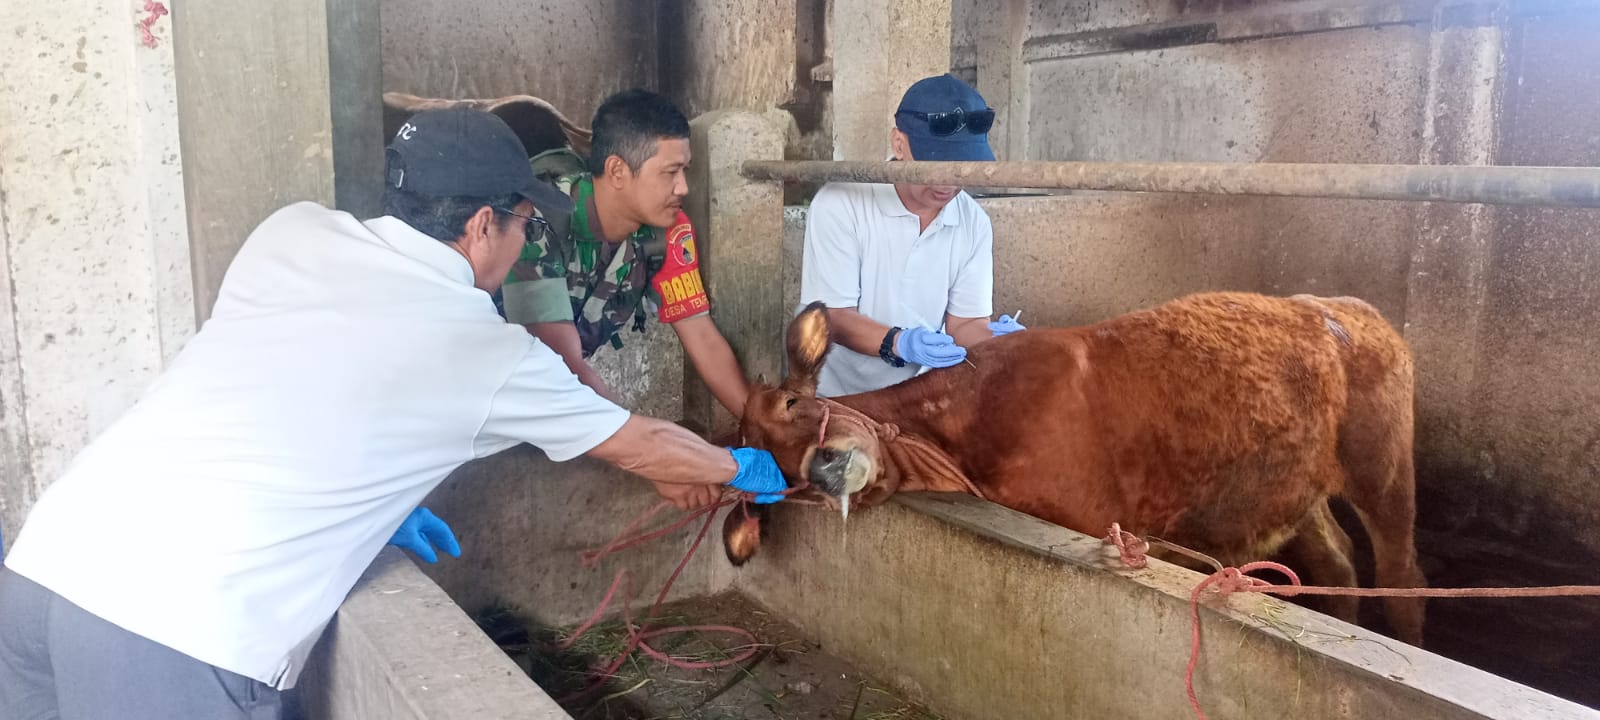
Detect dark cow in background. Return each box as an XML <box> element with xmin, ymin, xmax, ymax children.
<box><xmin>730</xmin><ymin>291</ymin><xmax>1427</xmax><ymax>645</ymax></box>
<box><xmin>382</xmin><ymin>91</ymin><xmax>592</xmax><ymax>165</ymax></box>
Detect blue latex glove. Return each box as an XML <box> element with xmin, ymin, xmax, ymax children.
<box><xmin>726</xmin><ymin>447</ymin><xmax>787</xmax><ymax>504</ymax></box>
<box><xmin>388</xmin><ymin>507</ymin><xmax>461</xmax><ymax>564</ymax></box>
<box><xmin>895</xmin><ymin>326</ymin><xmax>968</xmax><ymax>368</ymax></box>
<box><xmin>989</xmin><ymin>313</ymin><xmax>1026</xmax><ymax>337</ymax></box>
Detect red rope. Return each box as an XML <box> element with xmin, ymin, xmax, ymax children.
<box><xmin>1102</xmin><ymin>526</ymin><xmax>1600</xmax><ymax>720</ymax></box>
<box><xmin>1106</xmin><ymin>523</ymin><xmax>1150</xmax><ymax>569</ymax></box>
<box><xmin>559</xmin><ymin>479</ymin><xmax>812</xmax><ymax>705</ymax></box>
<box><xmin>558</xmin><ymin>497</ymin><xmax>758</xmax><ymax>704</ymax></box>
<box><xmin>138</xmin><ymin>1</ymin><xmax>169</xmax><ymax>49</ymax></box>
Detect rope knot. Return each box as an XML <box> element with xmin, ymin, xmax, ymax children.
<box><xmin>1209</xmin><ymin>567</ymin><xmax>1258</xmax><ymax>598</ymax></box>
<box><xmin>1104</xmin><ymin>523</ymin><xmax>1150</xmax><ymax>569</ymax></box>
<box><xmin>876</xmin><ymin>423</ymin><xmax>901</xmax><ymax>442</ymax></box>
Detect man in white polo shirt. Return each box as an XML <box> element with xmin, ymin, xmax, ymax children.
<box><xmin>0</xmin><ymin>107</ymin><xmax>787</xmax><ymax>719</ymax></box>
<box><xmin>799</xmin><ymin>74</ymin><xmax>1024</xmax><ymax>397</ymax></box>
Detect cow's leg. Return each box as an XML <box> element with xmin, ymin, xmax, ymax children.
<box><xmin>1346</xmin><ymin>449</ymin><xmax>1426</xmax><ymax>646</ymax></box>
<box><xmin>1283</xmin><ymin>499</ymin><xmax>1359</xmax><ymax>624</ymax></box>
<box><xmin>1334</xmin><ymin>337</ymin><xmax>1427</xmax><ymax>645</ymax></box>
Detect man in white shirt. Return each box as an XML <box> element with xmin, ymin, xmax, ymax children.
<box><xmin>0</xmin><ymin>107</ymin><xmax>787</xmax><ymax>720</ymax></box>
<box><xmin>799</xmin><ymin>74</ymin><xmax>1024</xmax><ymax>398</ymax></box>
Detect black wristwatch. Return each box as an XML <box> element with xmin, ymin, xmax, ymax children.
<box><xmin>880</xmin><ymin>327</ymin><xmax>907</xmax><ymax>368</ymax></box>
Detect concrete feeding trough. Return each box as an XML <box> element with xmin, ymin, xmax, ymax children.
<box><xmin>295</xmin><ymin>490</ymin><xmax>1599</xmax><ymax>720</ymax></box>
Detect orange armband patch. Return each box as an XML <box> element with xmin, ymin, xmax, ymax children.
<box><xmin>652</xmin><ymin>213</ymin><xmax>712</xmax><ymax>323</ymax></box>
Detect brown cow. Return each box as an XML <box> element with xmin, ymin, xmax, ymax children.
<box><xmin>729</xmin><ymin>291</ymin><xmax>1427</xmax><ymax>644</ymax></box>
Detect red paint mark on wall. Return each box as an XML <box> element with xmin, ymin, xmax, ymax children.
<box><xmin>138</xmin><ymin>1</ymin><xmax>168</xmax><ymax>49</ymax></box>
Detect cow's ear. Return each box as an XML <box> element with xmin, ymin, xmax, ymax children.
<box><xmin>782</xmin><ymin>301</ymin><xmax>832</xmax><ymax>396</ymax></box>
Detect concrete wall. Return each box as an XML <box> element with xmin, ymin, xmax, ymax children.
<box><xmin>381</xmin><ymin>0</ymin><xmax>659</xmax><ymax>128</ymax></box>
<box><xmin>0</xmin><ymin>0</ymin><xmax>192</xmax><ymax>548</ymax></box>
<box><xmin>658</xmin><ymin>0</ymin><xmax>798</xmax><ymax>121</ymax></box>
<box><xmin>831</xmin><ymin>0</ymin><xmax>953</xmax><ymax>161</ymax></box>
<box><xmin>300</xmin><ymin>548</ymin><xmax>572</xmax><ymax>719</ymax></box>
<box><xmin>411</xmin><ymin>448</ymin><xmax>725</xmax><ymax>628</ymax></box>
<box><xmin>734</xmin><ymin>494</ymin><xmax>1600</xmax><ymax>720</ymax></box>
<box><xmin>174</xmin><ymin>0</ymin><xmax>343</xmax><ymax>322</ymax></box>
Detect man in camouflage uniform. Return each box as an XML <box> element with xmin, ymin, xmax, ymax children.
<box><xmin>498</xmin><ymin>89</ymin><xmax>750</xmax><ymax>418</ymax></box>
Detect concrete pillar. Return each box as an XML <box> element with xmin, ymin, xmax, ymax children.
<box><xmin>0</xmin><ymin>0</ymin><xmax>192</xmax><ymax>543</ymax></box>
<box><xmin>830</xmin><ymin>0</ymin><xmax>954</xmax><ymax>160</ymax></box>
<box><xmin>684</xmin><ymin>111</ymin><xmax>787</xmax><ymax>439</ymax></box>
<box><xmin>975</xmin><ymin>0</ymin><xmax>1029</xmax><ymax>160</ymax></box>
<box><xmin>1403</xmin><ymin>17</ymin><xmax>1504</xmax><ymax>480</ymax></box>
<box><xmin>173</xmin><ymin>0</ymin><xmax>348</xmax><ymax>321</ymax></box>
<box><xmin>660</xmin><ymin>0</ymin><xmax>799</xmax><ymax>119</ymax></box>
<box><xmin>327</xmin><ymin>0</ymin><xmax>386</xmax><ymax>220</ymax></box>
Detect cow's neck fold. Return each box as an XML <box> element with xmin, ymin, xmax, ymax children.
<box><xmin>819</xmin><ymin>398</ymin><xmax>985</xmax><ymax>499</ymax></box>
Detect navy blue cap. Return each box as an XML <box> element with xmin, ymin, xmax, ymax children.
<box><xmin>894</xmin><ymin>74</ymin><xmax>995</xmax><ymax>162</ymax></box>
<box><xmin>385</xmin><ymin>107</ymin><xmax>574</xmax><ymax>214</ymax></box>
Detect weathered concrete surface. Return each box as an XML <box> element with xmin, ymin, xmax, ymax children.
<box><xmin>974</xmin><ymin>0</ymin><xmax>1030</xmax><ymax>161</ymax></box>
<box><xmin>381</xmin><ymin>0</ymin><xmax>657</xmax><ymax>126</ymax></box>
<box><xmin>831</xmin><ymin>0</ymin><xmax>953</xmax><ymax>161</ymax></box>
<box><xmin>981</xmin><ymin>194</ymin><xmax>1268</xmax><ymax>324</ymax></box>
<box><xmin>301</xmin><ymin>548</ymin><xmax>571</xmax><ymax>719</ymax></box>
<box><xmin>1028</xmin><ymin>25</ymin><xmax>1430</xmax><ymax>317</ymax></box>
<box><xmin>1405</xmin><ymin>8</ymin><xmax>1600</xmax><ymax>701</ymax></box>
<box><xmin>174</xmin><ymin>0</ymin><xmax>337</xmax><ymax>321</ymax></box>
<box><xmin>683</xmin><ymin>111</ymin><xmax>787</xmax><ymax>438</ymax></box>
<box><xmin>734</xmin><ymin>494</ymin><xmax>1600</xmax><ymax>720</ymax></box>
<box><xmin>327</xmin><ymin>0</ymin><xmax>386</xmax><ymax>219</ymax></box>
<box><xmin>0</xmin><ymin>0</ymin><xmax>192</xmax><ymax>543</ymax></box>
<box><xmin>412</xmin><ymin>445</ymin><xmax>723</xmax><ymax>628</ymax></box>
<box><xmin>1403</xmin><ymin>19</ymin><xmax>1502</xmax><ymax>490</ymax></box>
<box><xmin>660</xmin><ymin>0</ymin><xmax>798</xmax><ymax>120</ymax></box>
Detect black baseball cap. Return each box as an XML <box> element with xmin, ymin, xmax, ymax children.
<box><xmin>385</xmin><ymin>107</ymin><xmax>575</xmax><ymax>214</ymax></box>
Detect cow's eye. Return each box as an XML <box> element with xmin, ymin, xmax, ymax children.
<box><xmin>785</xmin><ymin>396</ymin><xmax>798</xmax><ymax>410</ymax></box>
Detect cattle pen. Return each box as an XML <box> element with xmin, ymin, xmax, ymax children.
<box><xmin>10</xmin><ymin>2</ymin><xmax>1600</xmax><ymax>720</ymax></box>
<box><xmin>288</xmin><ymin>122</ymin><xmax>1600</xmax><ymax>720</ymax></box>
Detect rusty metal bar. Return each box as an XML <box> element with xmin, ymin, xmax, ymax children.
<box><xmin>740</xmin><ymin>160</ymin><xmax>1600</xmax><ymax>208</ymax></box>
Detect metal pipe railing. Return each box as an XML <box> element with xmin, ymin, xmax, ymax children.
<box><xmin>741</xmin><ymin>160</ymin><xmax>1600</xmax><ymax>208</ymax></box>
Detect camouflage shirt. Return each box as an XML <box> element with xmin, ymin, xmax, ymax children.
<box><xmin>499</xmin><ymin>173</ymin><xmax>710</xmax><ymax>358</ymax></box>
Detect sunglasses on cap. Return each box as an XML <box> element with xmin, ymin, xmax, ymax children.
<box><xmin>896</xmin><ymin>106</ymin><xmax>996</xmax><ymax>136</ymax></box>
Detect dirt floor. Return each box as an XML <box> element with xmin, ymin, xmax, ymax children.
<box><xmin>475</xmin><ymin>591</ymin><xmax>945</xmax><ymax>720</ymax></box>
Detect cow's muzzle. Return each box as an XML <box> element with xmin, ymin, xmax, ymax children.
<box><xmin>807</xmin><ymin>446</ymin><xmax>874</xmax><ymax>498</ymax></box>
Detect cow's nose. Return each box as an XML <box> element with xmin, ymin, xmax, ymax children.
<box><xmin>808</xmin><ymin>446</ymin><xmax>873</xmax><ymax>497</ymax></box>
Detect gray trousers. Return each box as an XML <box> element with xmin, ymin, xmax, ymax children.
<box><xmin>0</xmin><ymin>566</ymin><xmax>284</xmax><ymax>720</ymax></box>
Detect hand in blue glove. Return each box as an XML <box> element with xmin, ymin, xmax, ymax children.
<box><xmin>895</xmin><ymin>326</ymin><xmax>968</xmax><ymax>368</ymax></box>
<box><xmin>988</xmin><ymin>313</ymin><xmax>1026</xmax><ymax>337</ymax></box>
<box><xmin>726</xmin><ymin>447</ymin><xmax>788</xmax><ymax>504</ymax></box>
<box><xmin>388</xmin><ymin>507</ymin><xmax>461</xmax><ymax>564</ymax></box>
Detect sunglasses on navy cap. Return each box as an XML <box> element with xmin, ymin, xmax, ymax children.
<box><xmin>896</xmin><ymin>106</ymin><xmax>996</xmax><ymax>137</ymax></box>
